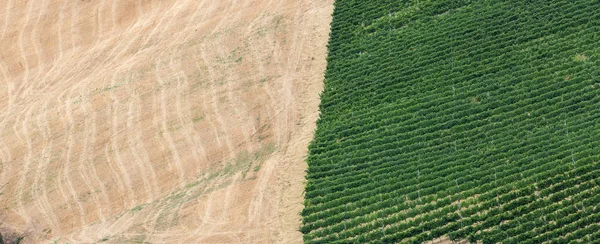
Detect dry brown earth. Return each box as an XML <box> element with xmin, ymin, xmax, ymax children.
<box><xmin>0</xmin><ymin>0</ymin><xmax>333</xmax><ymax>243</ymax></box>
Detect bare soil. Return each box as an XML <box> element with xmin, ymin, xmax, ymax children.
<box><xmin>0</xmin><ymin>0</ymin><xmax>333</xmax><ymax>243</ymax></box>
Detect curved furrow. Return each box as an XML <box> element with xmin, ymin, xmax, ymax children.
<box><xmin>199</xmin><ymin>43</ymin><xmax>237</xmax><ymax>160</ymax></box>
<box><xmin>168</xmin><ymin>59</ymin><xmax>201</xmax><ymax>165</ymax></box>
<box><xmin>76</xmin><ymin>97</ymin><xmax>108</xmax><ymax>225</ymax></box>
<box><xmin>248</xmin><ymin>154</ymin><xmax>286</xmax><ymax>225</ymax></box>
<box><xmin>7</xmin><ymin>108</ymin><xmax>25</xmax><ymax>169</ymax></box>
<box><xmin>48</xmin><ymin>99</ymin><xmax>77</xmax><ymax>230</ymax></box>
<box><xmin>146</xmin><ymin>198</ymin><xmax>170</xmax><ymax>233</ymax></box>
<box><xmin>199</xmin><ymin>180</ymin><xmax>224</xmax><ymax>218</ymax></box>
<box><xmin>245</xmin><ymin>1</ymin><xmax>288</xmax><ymax>226</ymax></box>
<box><xmin>80</xmin><ymin>104</ymin><xmax>111</xmax><ymax>224</ymax></box>
<box><xmin>208</xmin><ymin>0</ymin><xmax>238</xmax><ymax>37</ymax></box>
<box><xmin>241</xmin><ymin>0</ymin><xmax>275</xmax><ymax>82</ymax></box>
<box><xmin>84</xmin><ymin>40</ymin><xmax>141</xmax><ymax>86</ymax></box>
<box><xmin>51</xmin><ymin>27</ymin><xmax>142</xmax><ymax>98</ymax></box>
<box><xmin>29</xmin><ymin>0</ymin><xmax>48</xmax><ymax>83</ymax></box>
<box><xmin>278</xmin><ymin>0</ymin><xmax>308</xmax><ymax>142</ymax></box>
<box><xmin>41</xmin><ymin>12</ymin><xmax>93</xmax><ymax>93</ymax></box>
<box><xmin>182</xmin><ymin>174</ymin><xmax>228</xmax><ymax>238</ymax></box>
<box><xmin>156</xmin><ymin>0</ymin><xmax>211</xmax><ymax>165</ymax></box>
<box><xmin>95</xmin><ymin>0</ymin><xmax>107</xmax><ymax>41</ymax></box>
<box><xmin>242</xmin><ymin>0</ymin><xmax>275</xmax><ymax>37</ymax></box>
<box><xmin>62</xmin><ymin>97</ymin><xmax>87</xmax><ymax>227</ymax></box>
<box><xmin>185</xmin><ymin>54</ymin><xmax>211</xmax><ymax>164</ymax></box>
<box><xmin>220</xmin><ymin>174</ymin><xmax>241</xmax><ymax>225</ymax></box>
<box><xmin>139</xmin><ymin>203</ymin><xmax>163</xmax><ymax>237</ymax></box>
<box><xmin>0</xmin><ymin>137</ymin><xmax>10</xmax><ymax>185</ymax></box>
<box><xmin>286</xmin><ymin>0</ymin><xmax>308</xmax><ymax>72</ymax></box>
<box><xmin>138</xmin><ymin>1</ymin><xmax>178</xmax><ymax>51</ymax></box>
<box><xmin>128</xmin><ymin>90</ymin><xmax>161</xmax><ymax>197</ymax></box>
<box><xmin>55</xmin><ymin>1</ymin><xmax>67</xmax><ymax>63</ymax></box>
<box><xmin>0</xmin><ymin>63</ymin><xmax>12</xmax><ymax>112</ymax></box>
<box><xmin>244</xmin><ymin>34</ymin><xmax>273</xmax><ymax>139</ymax></box>
<box><xmin>96</xmin><ymin>21</ymin><xmax>149</xmax><ymax>69</ymax></box>
<box><xmin>102</xmin><ymin>143</ymin><xmax>127</xmax><ymax>207</ymax></box>
<box><xmin>34</xmin><ymin>54</ymin><xmax>70</xmax><ymax>100</ymax></box>
<box><xmin>44</xmin><ymin>3</ymin><xmax>86</xmax><ymax>84</ymax></box>
<box><xmin>201</xmin><ymin>191</ymin><xmax>216</xmax><ymax>226</ymax></box>
<box><xmin>52</xmin><ymin>76</ymin><xmax>86</xmax><ymax>216</ymax></box>
<box><xmin>257</xmin><ymin>78</ymin><xmax>283</xmax><ymax>144</ymax></box>
<box><xmin>32</xmin><ymin>103</ymin><xmax>62</xmax><ymax>231</ymax></box>
<box><xmin>248</xmin><ymin>0</ymin><xmax>313</xmax><ymax>226</ymax></box>
<box><xmin>263</xmin><ymin>3</ymin><xmax>286</xmax><ymax>77</ymax></box>
<box><xmin>103</xmin><ymin>210</ymin><xmax>138</xmax><ymax>241</ymax></box>
<box><xmin>160</xmin><ymin>8</ymin><xmax>204</xmax><ymax>61</ymax></box>
<box><xmin>216</xmin><ymin>44</ymin><xmax>255</xmax><ymax>154</ymax></box>
<box><xmin>194</xmin><ymin>174</ymin><xmax>244</xmax><ymax>243</ymax></box>
<box><xmin>68</xmin><ymin>1</ymin><xmax>81</xmax><ymax>50</ymax></box>
<box><xmin>15</xmin><ymin>0</ymin><xmax>34</xmax><ymax>101</ymax></box>
<box><xmin>146</xmin><ymin>1</ymin><xmax>194</xmax><ymax>49</ymax></box>
<box><xmin>250</xmin><ymin>16</ymin><xmax>283</xmax><ymax>144</ymax></box>
<box><xmin>149</xmin><ymin>75</ymin><xmax>173</xmax><ymax>181</ymax></box>
<box><xmin>0</xmin><ymin>111</ymin><xmax>12</xmax><ymax>181</ymax></box>
<box><xmin>0</xmin><ymin>0</ymin><xmax>13</xmax><ymax>41</ymax></box>
<box><xmin>67</xmin><ymin>1</ymin><xmax>76</xmax><ymax>51</ymax></box>
<box><xmin>125</xmin><ymin>98</ymin><xmax>154</xmax><ymax>203</ymax></box>
<box><xmin>154</xmin><ymin>56</ymin><xmax>185</xmax><ymax>188</ymax></box>
<box><xmin>58</xmin><ymin>69</ymin><xmax>111</xmax><ymax>231</ymax></box>
<box><xmin>43</xmin><ymin>46</ymin><xmax>102</xmax><ymax>92</ymax></box>
<box><xmin>178</xmin><ymin>64</ymin><xmax>209</xmax><ymax>168</ymax></box>
<box><xmin>39</xmin><ymin>52</ymin><xmax>105</xmax><ymax>98</ymax></box>
<box><xmin>14</xmin><ymin>108</ymin><xmax>34</xmax><ymax>224</ymax></box>
<box><xmin>109</xmin><ymin>0</ymin><xmax>117</xmax><ymax>35</ymax></box>
<box><xmin>192</xmin><ymin>53</ymin><xmax>223</xmax><ymax>148</ymax></box>
<box><xmin>197</xmin><ymin>176</ymin><xmax>245</xmax><ymax>242</ymax></box>
<box><xmin>0</xmin><ymin>66</ymin><xmax>14</xmax><ymax>182</ymax></box>
<box><xmin>107</xmin><ymin>72</ymin><xmax>137</xmax><ymax>208</ymax></box>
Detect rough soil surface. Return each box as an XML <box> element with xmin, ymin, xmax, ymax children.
<box><xmin>0</xmin><ymin>0</ymin><xmax>333</xmax><ymax>243</ymax></box>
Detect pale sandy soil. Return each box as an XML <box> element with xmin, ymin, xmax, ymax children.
<box><xmin>0</xmin><ymin>0</ymin><xmax>333</xmax><ymax>243</ymax></box>
<box><xmin>426</xmin><ymin>237</ymin><xmax>470</xmax><ymax>244</ymax></box>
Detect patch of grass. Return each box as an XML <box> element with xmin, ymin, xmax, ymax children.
<box><xmin>274</xmin><ymin>15</ymin><xmax>283</xmax><ymax>30</ymax></box>
<box><xmin>192</xmin><ymin>115</ymin><xmax>205</xmax><ymax>123</ymax></box>
<box><xmin>131</xmin><ymin>204</ymin><xmax>146</xmax><ymax>212</ymax></box>
<box><xmin>223</xmin><ymin>143</ymin><xmax>278</xmax><ymax>179</ymax></box>
<box><xmin>574</xmin><ymin>53</ymin><xmax>589</xmax><ymax>62</ymax></box>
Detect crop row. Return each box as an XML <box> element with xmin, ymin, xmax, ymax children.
<box><xmin>303</xmin><ymin>0</ymin><xmax>600</xmax><ymax>243</ymax></box>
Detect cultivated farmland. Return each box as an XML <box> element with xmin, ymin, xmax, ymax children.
<box><xmin>302</xmin><ymin>0</ymin><xmax>600</xmax><ymax>243</ymax></box>
<box><xmin>0</xmin><ymin>0</ymin><xmax>333</xmax><ymax>243</ymax></box>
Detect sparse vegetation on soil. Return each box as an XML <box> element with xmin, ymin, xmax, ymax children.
<box><xmin>0</xmin><ymin>0</ymin><xmax>332</xmax><ymax>243</ymax></box>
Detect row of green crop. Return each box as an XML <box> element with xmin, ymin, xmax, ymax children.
<box><xmin>303</xmin><ymin>159</ymin><xmax>600</xmax><ymax>240</ymax></box>
<box><xmin>303</xmin><ymin>0</ymin><xmax>600</xmax><ymax>243</ymax></box>
<box><xmin>320</xmin><ymin>12</ymin><xmax>600</xmax><ymax>119</ymax></box>
<box><xmin>306</xmin><ymin>94</ymin><xmax>600</xmax><ymax>198</ymax></box>
<box><xmin>303</xmin><ymin>128</ymin><xmax>600</xmax><ymax>228</ymax></box>
<box><xmin>321</xmin><ymin>2</ymin><xmax>600</xmax><ymax>116</ymax></box>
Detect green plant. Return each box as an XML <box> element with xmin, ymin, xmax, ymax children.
<box><xmin>302</xmin><ymin>0</ymin><xmax>600</xmax><ymax>243</ymax></box>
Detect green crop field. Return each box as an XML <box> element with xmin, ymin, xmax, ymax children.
<box><xmin>302</xmin><ymin>0</ymin><xmax>600</xmax><ymax>243</ymax></box>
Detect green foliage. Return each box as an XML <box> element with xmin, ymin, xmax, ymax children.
<box><xmin>303</xmin><ymin>0</ymin><xmax>600</xmax><ymax>243</ymax></box>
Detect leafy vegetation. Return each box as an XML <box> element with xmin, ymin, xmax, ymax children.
<box><xmin>302</xmin><ymin>0</ymin><xmax>600</xmax><ymax>243</ymax></box>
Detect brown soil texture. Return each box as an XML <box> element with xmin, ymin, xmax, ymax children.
<box><xmin>0</xmin><ymin>0</ymin><xmax>333</xmax><ymax>243</ymax></box>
